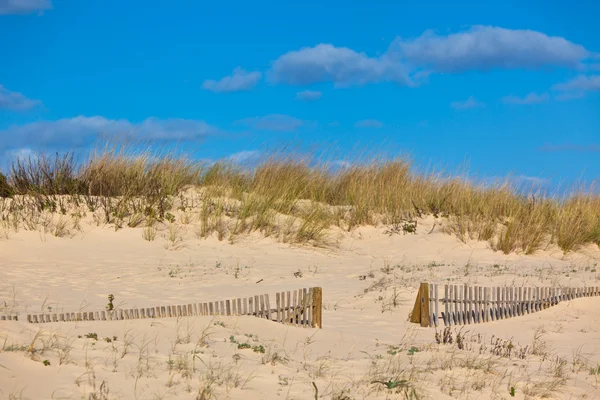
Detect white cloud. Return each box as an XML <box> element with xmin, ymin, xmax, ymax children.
<box><xmin>212</xmin><ymin>26</ymin><xmax>592</xmax><ymax>91</ymax></box>
<box><xmin>554</xmin><ymin>92</ymin><xmax>585</xmax><ymax>101</ymax></box>
<box><xmin>295</xmin><ymin>90</ymin><xmax>322</xmax><ymax>101</ymax></box>
<box><xmin>227</xmin><ymin>150</ymin><xmax>261</xmax><ymax>164</ymax></box>
<box><xmin>478</xmin><ymin>174</ymin><xmax>550</xmax><ymax>189</ymax></box>
<box><xmin>269</xmin><ymin>43</ymin><xmax>412</xmax><ymax>87</ymax></box>
<box><xmin>0</xmin><ymin>84</ymin><xmax>41</xmax><ymax>111</ymax></box>
<box><xmin>234</xmin><ymin>114</ymin><xmax>305</xmax><ymax>132</ymax></box>
<box><xmin>450</xmin><ymin>96</ymin><xmax>484</xmax><ymax>110</ymax></box>
<box><xmin>392</xmin><ymin>26</ymin><xmax>591</xmax><ymax>72</ymax></box>
<box><xmin>552</xmin><ymin>75</ymin><xmax>600</xmax><ymax>92</ymax></box>
<box><xmin>201</xmin><ymin>67</ymin><xmax>262</xmax><ymax>93</ymax></box>
<box><xmin>330</xmin><ymin>160</ymin><xmax>351</xmax><ymax>170</ymax></box>
<box><xmin>0</xmin><ymin>0</ymin><xmax>51</xmax><ymax>15</ymax></box>
<box><xmin>502</xmin><ymin>92</ymin><xmax>549</xmax><ymax>105</ymax></box>
<box><xmin>514</xmin><ymin>175</ymin><xmax>549</xmax><ymax>187</ymax></box>
<box><xmin>354</xmin><ymin>119</ymin><xmax>384</xmax><ymax>128</ymax></box>
<box><xmin>0</xmin><ymin>116</ymin><xmax>220</xmax><ymax>153</ymax></box>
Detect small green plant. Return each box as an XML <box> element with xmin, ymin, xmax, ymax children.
<box><xmin>510</xmin><ymin>386</ymin><xmax>516</xmax><ymax>397</ymax></box>
<box><xmin>371</xmin><ymin>379</ymin><xmax>409</xmax><ymax>389</ymax></box>
<box><xmin>252</xmin><ymin>344</ymin><xmax>265</xmax><ymax>353</ymax></box>
<box><xmin>229</xmin><ymin>335</ymin><xmax>265</xmax><ymax>353</ymax></box>
<box><xmin>165</xmin><ymin>212</ymin><xmax>175</xmax><ymax>223</ymax></box>
<box><xmin>407</xmin><ymin>346</ymin><xmax>420</xmax><ymax>356</ymax></box>
<box><xmin>85</xmin><ymin>332</ymin><xmax>98</xmax><ymax>341</ymax></box>
<box><xmin>106</xmin><ymin>294</ymin><xmax>115</xmax><ymax>311</ymax></box>
<box><xmin>43</xmin><ymin>359</ymin><xmax>51</xmax><ymax>366</ymax></box>
<box><xmin>402</xmin><ymin>220</ymin><xmax>417</xmax><ymax>234</ymax></box>
<box><xmin>213</xmin><ymin>321</ymin><xmax>225</xmax><ymax>327</ymax></box>
<box><xmin>142</xmin><ymin>224</ymin><xmax>157</xmax><ymax>241</ymax></box>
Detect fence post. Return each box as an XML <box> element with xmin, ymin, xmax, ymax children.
<box><xmin>311</xmin><ymin>287</ymin><xmax>322</xmax><ymax>329</ymax></box>
<box><xmin>420</xmin><ymin>283</ymin><xmax>431</xmax><ymax>327</ymax></box>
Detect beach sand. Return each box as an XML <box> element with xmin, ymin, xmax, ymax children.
<box><xmin>1</xmin><ymin>214</ymin><xmax>599</xmax><ymax>399</ymax></box>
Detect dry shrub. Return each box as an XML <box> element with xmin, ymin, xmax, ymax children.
<box><xmin>1</xmin><ymin>144</ymin><xmax>599</xmax><ymax>252</ymax></box>
<box><xmin>0</xmin><ymin>172</ymin><xmax>12</xmax><ymax>198</ymax></box>
<box><xmin>553</xmin><ymin>195</ymin><xmax>600</xmax><ymax>253</ymax></box>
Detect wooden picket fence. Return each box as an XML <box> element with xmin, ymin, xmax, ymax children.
<box><xmin>411</xmin><ymin>282</ymin><xmax>600</xmax><ymax>328</ymax></box>
<box><xmin>0</xmin><ymin>287</ymin><xmax>323</xmax><ymax>329</ymax></box>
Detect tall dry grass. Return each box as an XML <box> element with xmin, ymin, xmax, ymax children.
<box><xmin>0</xmin><ymin>146</ymin><xmax>598</xmax><ymax>253</ymax></box>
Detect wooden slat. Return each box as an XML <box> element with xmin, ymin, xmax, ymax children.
<box><xmin>307</xmin><ymin>288</ymin><xmax>313</xmax><ymax>327</ymax></box>
<box><xmin>474</xmin><ymin>286</ymin><xmax>480</xmax><ymax>324</ymax></box>
<box><xmin>504</xmin><ymin>288</ymin><xmax>509</xmax><ymax>317</ymax></box>
<box><xmin>453</xmin><ymin>285</ymin><xmax>458</xmax><ymax>325</ymax></box>
<box><xmin>428</xmin><ymin>284</ymin><xmax>434</xmax><ymax>327</ymax></box>
<box><xmin>499</xmin><ymin>287</ymin><xmax>505</xmax><ymax>319</ymax></box>
<box><xmin>467</xmin><ymin>286</ymin><xmax>473</xmax><ymax>324</ymax></box>
<box><xmin>507</xmin><ymin>287</ymin><xmax>512</xmax><ymax>318</ymax></box>
<box><xmin>288</xmin><ymin>291</ymin><xmax>292</xmax><ymax>323</ymax></box>
<box><xmin>302</xmin><ymin>289</ymin><xmax>308</xmax><ymax>328</ymax></box>
<box><xmin>292</xmin><ymin>290</ymin><xmax>298</xmax><ymax>324</ymax></box>
<box><xmin>276</xmin><ymin>293</ymin><xmax>281</xmax><ymax>323</ymax></box>
<box><xmin>434</xmin><ymin>284</ymin><xmax>440</xmax><ymax>327</ymax></box>
<box><xmin>541</xmin><ymin>288</ymin><xmax>546</xmax><ymax>309</ymax></box>
<box><xmin>460</xmin><ymin>285</ymin><xmax>466</xmax><ymax>325</ymax></box>
<box><xmin>451</xmin><ymin>285</ymin><xmax>457</xmax><ymax>325</ymax></box>
<box><xmin>482</xmin><ymin>287</ymin><xmax>487</xmax><ymax>322</ymax></box>
<box><xmin>296</xmin><ymin>289</ymin><xmax>302</xmax><ymax>326</ymax></box>
<box><xmin>490</xmin><ymin>287</ymin><xmax>495</xmax><ymax>320</ymax></box>
<box><xmin>443</xmin><ymin>285</ymin><xmax>449</xmax><ymax>326</ymax></box>
<box><xmin>265</xmin><ymin>294</ymin><xmax>271</xmax><ymax>321</ymax></box>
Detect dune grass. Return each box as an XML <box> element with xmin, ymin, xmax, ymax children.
<box><xmin>0</xmin><ymin>145</ymin><xmax>599</xmax><ymax>253</ymax></box>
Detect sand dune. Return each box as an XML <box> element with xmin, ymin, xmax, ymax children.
<box><xmin>1</xmin><ymin>213</ymin><xmax>600</xmax><ymax>399</ymax></box>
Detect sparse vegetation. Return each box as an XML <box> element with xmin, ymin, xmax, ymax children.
<box><xmin>0</xmin><ymin>144</ymin><xmax>597</xmax><ymax>253</ymax></box>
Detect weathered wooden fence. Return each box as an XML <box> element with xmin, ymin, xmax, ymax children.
<box><xmin>411</xmin><ymin>282</ymin><xmax>599</xmax><ymax>328</ymax></box>
<box><xmin>0</xmin><ymin>287</ymin><xmax>323</xmax><ymax>329</ymax></box>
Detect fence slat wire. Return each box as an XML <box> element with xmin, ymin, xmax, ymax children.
<box><xmin>424</xmin><ymin>283</ymin><xmax>600</xmax><ymax>328</ymax></box>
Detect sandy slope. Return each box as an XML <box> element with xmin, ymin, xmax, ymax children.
<box><xmin>1</xmin><ymin>215</ymin><xmax>600</xmax><ymax>399</ymax></box>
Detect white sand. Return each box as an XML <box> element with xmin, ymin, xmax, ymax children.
<box><xmin>1</xmin><ymin>214</ymin><xmax>599</xmax><ymax>399</ymax></box>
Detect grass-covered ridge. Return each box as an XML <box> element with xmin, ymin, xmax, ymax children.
<box><xmin>0</xmin><ymin>146</ymin><xmax>599</xmax><ymax>254</ymax></box>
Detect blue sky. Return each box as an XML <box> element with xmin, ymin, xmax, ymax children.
<box><xmin>0</xmin><ymin>0</ymin><xmax>599</xmax><ymax>189</ymax></box>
